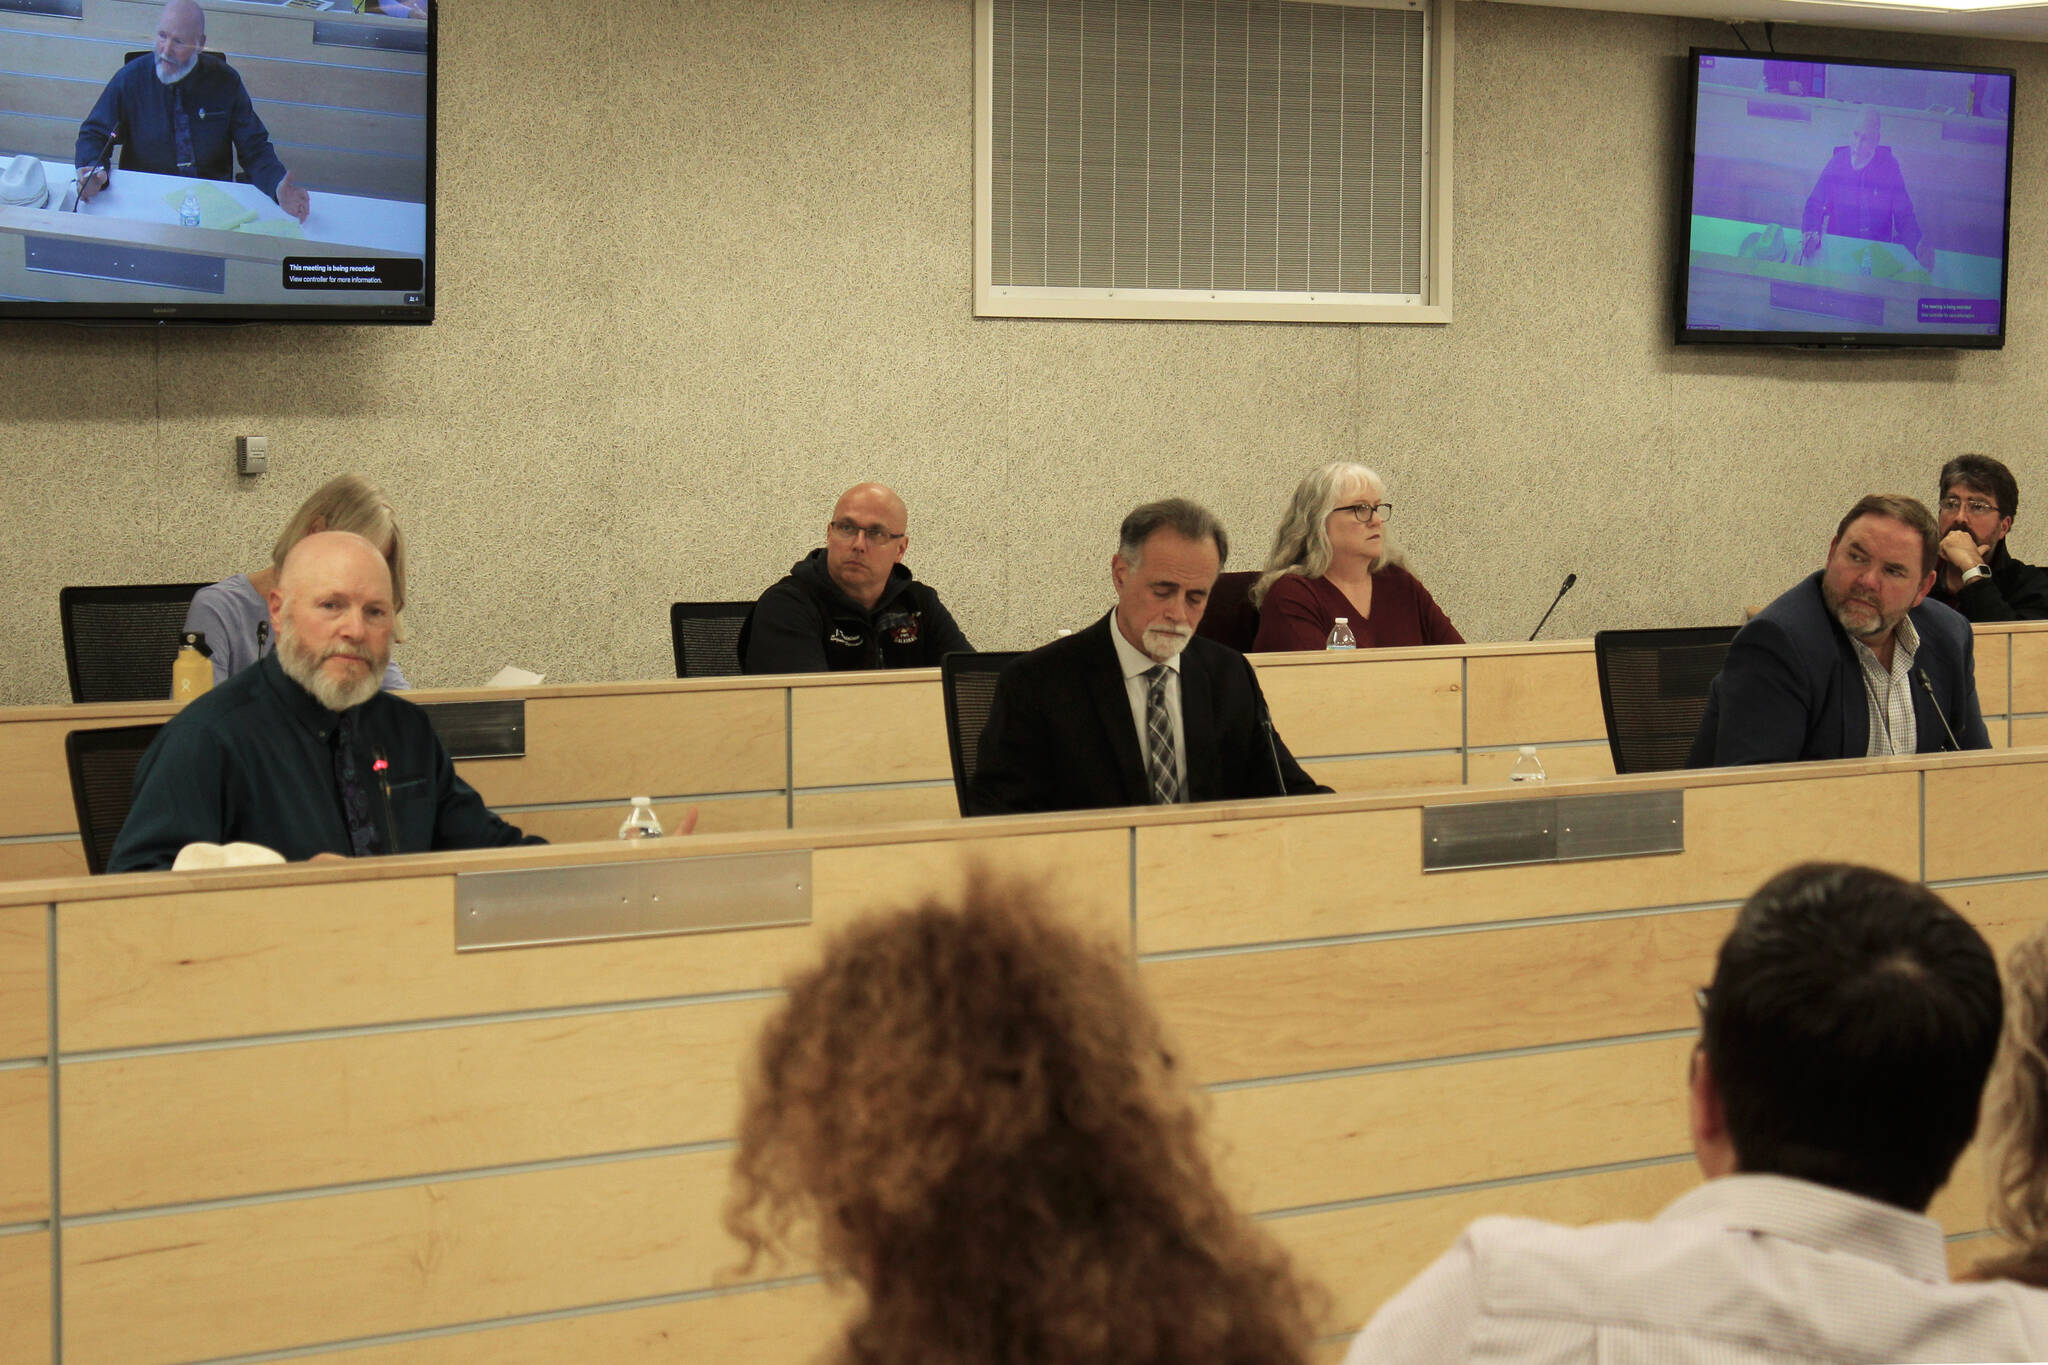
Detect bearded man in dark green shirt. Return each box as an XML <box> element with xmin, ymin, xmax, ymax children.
<box><xmin>109</xmin><ymin>531</ymin><xmax>545</xmax><ymax>871</ymax></box>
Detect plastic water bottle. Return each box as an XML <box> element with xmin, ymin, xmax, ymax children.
<box><xmin>179</xmin><ymin>188</ymin><xmax>201</xmax><ymax>227</ymax></box>
<box><xmin>170</xmin><ymin>631</ymin><xmax>212</xmax><ymax>703</ymax></box>
<box><xmin>1326</xmin><ymin>617</ymin><xmax>1358</xmax><ymax>650</ymax></box>
<box><xmin>1508</xmin><ymin>746</ymin><xmax>1547</xmax><ymax>784</ymax></box>
<box><xmin>617</xmin><ymin>797</ymin><xmax>663</xmax><ymax>840</ymax></box>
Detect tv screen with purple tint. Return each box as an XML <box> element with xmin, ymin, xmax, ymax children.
<box><xmin>1678</xmin><ymin>49</ymin><xmax>2013</xmax><ymax>348</ymax></box>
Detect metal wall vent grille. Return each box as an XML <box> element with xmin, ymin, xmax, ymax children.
<box><xmin>987</xmin><ymin>0</ymin><xmax>1427</xmax><ymax>302</ymax></box>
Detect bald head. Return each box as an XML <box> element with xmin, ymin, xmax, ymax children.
<box><xmin>269</xmin><ymin>532</ymin><xmax>394</xmax><ymax>712</ymax></box>
<box><xmin>825</xmin><ymin>482</ymin><xmax>910</xmax><ymax>609</ymax></box>
<box><xmin>279</xmin><ymin>530</ymin><xmax>391</xmax><ymax>600</ymax></box>
<box><xmin>154</xmin><ymin>1</ymin><xmax>206</xmax><ymax>84</ymax></box>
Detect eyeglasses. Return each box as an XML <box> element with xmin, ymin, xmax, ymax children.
<box><xmin>1694</xmin><ymin>986</ymin><xmax>1710</xmax><ymax>1020</ymax></box>
<box><xmin>1334</xmin><ymin>502</ymin><xmax>1393</xmax><ymax>525</ymax></box>
<box><xmin>1939</xmin><ymin>496</ymin><xmax>2001</xmax><ymax>519</ymax></box>
<box><xmin>828</xmin><ymin>520</ymin><xmax>904</xmax><ymax>546</ymax></box>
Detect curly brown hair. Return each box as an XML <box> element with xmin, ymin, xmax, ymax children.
<box><xmin>1982</xmin><ymin>928</ymin><xmax>2048</xmax><ymax>1283</ymax></box>
<box><xmin>725</xmin><ymin>875</ymin><xmax>1321</xmax><ymax>1365</ymax></box>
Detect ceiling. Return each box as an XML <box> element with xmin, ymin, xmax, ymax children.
<box><xmin>1496</xmin><ymin>0</ymin><xmax>2048</xmax><ymax>43</ymax></box>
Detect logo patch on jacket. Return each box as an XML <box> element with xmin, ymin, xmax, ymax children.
<box><xmin>829</xmin><ymin>629</ymin><xmax>864</xmax><ymax>648</ymax></box>
<box><xmin>879</xmin><ymin>611</ymin><xmax>921</xmax><ymax>645</ymax></box>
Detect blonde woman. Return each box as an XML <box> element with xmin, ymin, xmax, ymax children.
<box><xmin>1250</xmin><ymin>462</ymin><xmax>1460</xmax><ymax>652</ymax></box>
<box><xmin>182</xmin><ymin>473</ymin><xmax>409</xmax><ymax>689</ymax></box>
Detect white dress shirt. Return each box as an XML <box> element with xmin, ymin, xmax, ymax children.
<box><xmin>1108</xmin><ymin>618</ymin><xmax>1188</xmax><ymax>797</ymax></box>
<box><xmin>1345</xmin><ymin>1174</ymin><xmax>2048</xmax><ymax>1364</ymax></box>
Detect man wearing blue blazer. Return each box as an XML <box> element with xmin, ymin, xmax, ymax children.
<box><xmin>1690</xmin><ymin>494</ymin><xmax>1989</xmax><ymax>767</ymax></box>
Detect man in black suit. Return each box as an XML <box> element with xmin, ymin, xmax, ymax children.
<box><xmin>968</xmin><ymin>498</ymin><xmax>1329</xmax><ymax>816</ymax></box>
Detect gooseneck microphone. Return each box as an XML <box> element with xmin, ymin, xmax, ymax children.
<box><xmin>1529</xmin><ymin>573</ymin><xmax>1578</xmax><ymax>642</ymax></box>
<box><xmin>1258</xmin><ymin>696</ymin><xmax>1288</xmax><ymax>796</ymax></box>
<box><xmin>1915</xmin><ymin>668</ymin><xmax>1962</xmax><ymax>752</ymax></box>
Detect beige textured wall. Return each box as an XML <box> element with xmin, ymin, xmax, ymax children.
<box><xmin>1</xmin><ymin>0</ymin><xmax>2042</xmax><ymax>704</ymax></box>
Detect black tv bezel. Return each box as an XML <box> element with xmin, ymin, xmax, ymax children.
<box><xmin>0</xmin><ymin>6</ymin><xmax>435</xmax><ymax>327</ymax></box>
<box><xmin>1675</xmin><ymin>46</ymin><xmax>2015</xmax><ymax>350</ymax></box>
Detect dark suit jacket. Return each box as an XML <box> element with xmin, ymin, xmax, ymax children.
<box><xmin>1688</xmin><ymin>571</ymin><xmax>1989</xmax><ymax>767</ymax></box>
<box><xmin>968</xmin><ymin>614</ymin><xmax>1330</xmax><ymax>816</ymax></box>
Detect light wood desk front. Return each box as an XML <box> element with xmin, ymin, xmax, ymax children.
<box><xmin>1</xmin><ymin>746</ymin><xmax>2042</xmax><ymax>1363</ymax></box>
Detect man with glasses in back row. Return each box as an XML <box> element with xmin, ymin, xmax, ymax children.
<box><xmin>1928</xmin><ymin>454</ymin><xmax>2048</xmax><ymax>623</ymax></box>
<box><xmin>741</xmin><ymin>483</ymin><xmax>972</xmax><ymax>673</ymax></box>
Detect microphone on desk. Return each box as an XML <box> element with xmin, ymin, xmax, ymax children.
<box><xmin>1258</xmin><ymin>695</ymin><xmax>1288</xmax><ymax>797</ymax></box>
<box><xmin>1915</xmin><ymin>668</ymin><xmax>1962</xmax><ymax>752</ymax></box>
<box><xmin>1529</xmin><ymin>573</ymin><xmax>1578</xmax><ymax>642</ymax></box>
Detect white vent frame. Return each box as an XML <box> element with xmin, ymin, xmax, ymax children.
<box><xmin>974</xmin><ymin>0</ymin><xmax>1453</xmax><ymax>325</ymax></box>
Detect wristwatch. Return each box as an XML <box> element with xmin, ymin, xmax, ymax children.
<box><xmin>1962</xmin><ymin>564</ymin><xmax>1992</xmax><ymax>586</ymax></box>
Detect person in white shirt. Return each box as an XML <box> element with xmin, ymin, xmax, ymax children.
<box><xmin>1346</xmin><ymin>861</ymin><xmax>2048</xmax><ymax>1365</ymax></box>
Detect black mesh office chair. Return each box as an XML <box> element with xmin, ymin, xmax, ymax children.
<box><xmin>942</xmin><ymin>651</ymin><xmax>1022</xmax><ymax>816</ymax></box>
<box><xmin>1594</xmin><ymin>626</ymin><xmax>1741</xmax><ymax>775</ymax></box>
<box><xmin>65</xmin><ymin>724</ymin><xmax>165</xmax><ymax>875</ymax></box>
<box><xmin>59</xmin><ymin>583</ymin><xmax>213</xmax><ymax>703</ymax></box>
<box><xmin>670</xmin><ymin>602</ymin><xmax>752</xmax><ymax>678</ymax></box>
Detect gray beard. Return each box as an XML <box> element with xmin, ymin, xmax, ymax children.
<box><xmin>277</xmin><ymin>620</ymin><xmax>384</xmax><ymax>713</ymax></box>
<box><xmin>156</xmin><ymin>56</ymin><xmax>197</xmax><ymax>84</ymax></box>
<box><xmin>1141</xmin><ymin>624</ymin><xmax>1192</xmax><ymax>663</ymax></box>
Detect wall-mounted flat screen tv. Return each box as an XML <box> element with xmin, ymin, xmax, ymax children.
<box><xmin>1678</xmin><ymin>49</ymin><xmax>2012</xmax><ymax>348</ymax></box>
<box><xmin>0</xmin><ymin>0</ymin><xmax>433</xmax><ymax>325</ymax></box>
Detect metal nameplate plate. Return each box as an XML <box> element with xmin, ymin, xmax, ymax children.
<box><xmin>25</xmin><ymin>236</ymin><xmax>225</xmax><ymax>293</ymax></box>
<box><xmin>1422</xmin><ymin>790</ymin><xmax>1683</xmax><ymax>873</ymax></box>
<box><xmin>456</xmin><ymin>849</ymin><xmax>811</xmax><ymax>951</ymax></box>
<box><xmin>419</xmin><ymin>699</ymin><xmax>525</xmax><ymax>760</ymax></box>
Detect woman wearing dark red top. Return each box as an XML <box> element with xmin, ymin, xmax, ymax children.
<box><xmin>1249</xmin><ymin>462</ymin><xmax>1462</xmax><ymax>652</ymax></box>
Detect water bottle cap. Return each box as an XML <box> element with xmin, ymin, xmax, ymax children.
<box><xmin>1519</xmin><ymin>745</ymin><xmax>1537</xmax><ymax>756</ymax></box>
<box><xmin>630</xmin><ymin>796</ymin><xmax>652</xmax><ymax>805</ymax></box>
<box><xmin>1334</xmin><ymin>617</ymin><xmax>1348</xmax><ymax>623</ymax></box>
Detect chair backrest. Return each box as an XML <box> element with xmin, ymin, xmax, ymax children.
<box><xmin>941</xmin><ymin>651</ymin><xmax>1023</xmax><ymax>816</ymax></box>
<box><xmin>59</xmin><ymin>583</ymin><xmax>213</xmax><ymax>703</ymax></box>
<box><xmin>65</xmin><ymin>724</ymin><xmax>165</xmax><ymax>875</ymax></box>
<box><xmin>670</xmin><ymin>602</ymin><xmax>752</xmax><ymax>678</ymax></box>
<box><xmin>1594</xmin><ymin>625</ymin><xmax>1741</xmax><ymax>775</ymax></box>
<box><xmin>1196</xmin><ymin>570</ymin><xmax>1262</xmax><ymax>652</ymax></box>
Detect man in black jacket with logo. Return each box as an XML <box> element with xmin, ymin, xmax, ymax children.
<box><xmin>742</xmin><ymin>483</ymin><xmax>972</xmax><ymax>673</ymax></box>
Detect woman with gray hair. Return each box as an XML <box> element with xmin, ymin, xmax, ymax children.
<box><xmin>1250</xmin><ymin>462</ymin><xmax>1460</xmax><ymax>652</ymax></box>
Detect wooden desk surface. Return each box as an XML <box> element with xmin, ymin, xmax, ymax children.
<box><xmin>2</xmin><ymin>747</ymin><xmax>2043</xmax><ymax>1362</ymax></box>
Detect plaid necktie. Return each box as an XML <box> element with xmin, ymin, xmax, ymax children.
<box><xmin>331</xmin><ymin>711</ymin><xmax>381</xmax><ymax>857</ymax></box>
<box><xmin>1144</xmin><ymin>665</ymin><xmax>1181</xmax><ymax>805</ymax></box>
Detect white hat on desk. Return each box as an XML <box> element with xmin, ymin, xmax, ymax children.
<box><xmin>0</xmin><ymin>154</ymin><xmax>48</xmax><ymax>209</ymax></box>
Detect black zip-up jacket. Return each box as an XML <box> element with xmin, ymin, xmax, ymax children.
<box><xmin>1931</xmin><ymin>541</ymin><xmax>2048</xmax><ymax>622</ymax></box>
<box><xmin>740</xmin><ymin>549</ymin><xmax>971</xmax><ymax>674</ymax></box>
